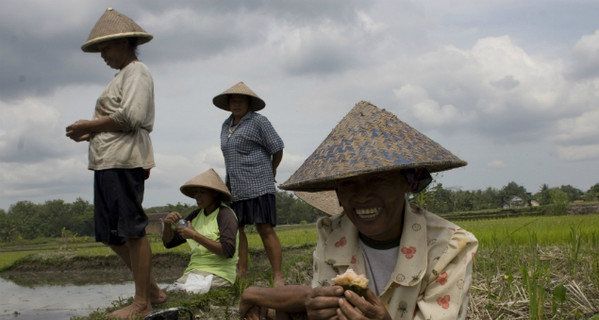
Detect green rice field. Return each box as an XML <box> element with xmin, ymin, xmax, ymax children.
<box><xmin>2</xmin><ymin>214</ymin><xmax>599</xmax><ymax>319</ymax></box>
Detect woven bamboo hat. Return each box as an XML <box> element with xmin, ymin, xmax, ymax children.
<box><xmin>180</xmin><ymin>169</ymin><xmax>233</xmax><ymax>202</ymax></box>
<box><xmin>294</xmin><ymin>191</ymin><xmax>343</xmax><ymax>216</ymax></box>
<box><xmin>279</xmin><ymin>100</ymin><xmax>467</xmax><ymax>192</ymax></box>
<box><xmin>82</xmin><ymin>8</ymin><xmax>153</xmax><ymax>53</ymax></box>
<box><xmin>213</xmin><ymin>81</ymin><xmax>266</xmax><ymax>111</ymax></box>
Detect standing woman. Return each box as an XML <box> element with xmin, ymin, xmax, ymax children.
<box><xmin>66</xmin><ymin>8</ymin><xmax>164</xmax><ymax>319</ymax></box>
<box><xmin>213</xmin><ymin>82</ymin><xmax>285</xmax><ymax>286</ymax></box>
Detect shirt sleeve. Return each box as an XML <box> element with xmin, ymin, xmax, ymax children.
<box><xmin>162</xmin><ymin>209</ymin><xmax>199</xmax><ymax>249</ymax></box>
<box><xmin>217</xmin><ymin>206</ymin><xmax>238</xmax><ymax>258</ymax></box>
<box><xmin>110</xmin><ymin>63</ymin><xmax>155</xmax><ymax>132</ymax></box>
<box><xmin>257</xmin><ymin>115</ymin><xmax>284</xmax><ymax>155</ymax></box>
<box><xmin>312</xmin><ymin>216</ymin><xmax>344</xmax><ymax>288</ymax></box>
<box><xmin>162</xmin><ymin>228</ymin><xmax>186</xmax><ymax>249</ymax></box>
<box><xmin>415</xmin><ymin>228</ymin><xmax>478</xmax><ymax>320</ymax></box>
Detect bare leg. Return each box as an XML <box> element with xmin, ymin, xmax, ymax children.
<box><xmin>110</xmin><ymin>240</ymin><xmax>166</xmax><ymax>304</ymax></box>
<box><xmin>107</xmin><ymin>236</ymin><xmax>163</xmax><ymax>319</ymax></box>
<box><xmin>238</xmin><ymin>225</ymin><xmax>249</xmax><ymax>279</ymax></box>
<box><xmin>256</xmin><ymin>223</ymin><xmax>284</xmax><ymax>287</ymax></box>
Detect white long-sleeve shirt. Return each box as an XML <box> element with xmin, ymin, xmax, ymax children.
<box><xmin>88</xmin><ymin>61</ymin><xmax>155</xmax><ymax>170</ymax></box>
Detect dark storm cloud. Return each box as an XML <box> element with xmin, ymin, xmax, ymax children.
<box><xmin>0</xmin><ymin>0</ymin><xmax>370</xmax><ymax>100</ymax></box>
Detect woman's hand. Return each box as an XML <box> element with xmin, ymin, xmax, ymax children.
<box><xmin>305</xmin><ymin>286</ymin><xmax>344</xmax><ymax>320</ymax></box>
<box><xmin>176</xmin><ymin>225</ymin><xmax>198</xmax><ymax>240</ymax></box>
<box><xmin>164</xmin><ymin>211</ymin><xmax>183</xmax><ymax>225</ymax></box>
<box><xmin>336</xmin><ymin>289</ymin><xmax>391</xmax><ymax>320</ymax></box>
<box><xmin>66</xmin><ymin>116</ymin><xmax>122</xmax><ymax>142</ymax></box>
<box><xmin>66</xmin><ymin>120</ymin><xmax>91</xmax><ymax>142</ymax></box>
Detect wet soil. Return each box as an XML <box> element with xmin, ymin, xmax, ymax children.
<box><xmin>0</xmin><ymin>252</ymin><xmax>188</xmax><ymax>287</ymax></box>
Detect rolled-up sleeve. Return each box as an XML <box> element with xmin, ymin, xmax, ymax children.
<box><xmin>257</xmin><ymin>116</ymin><xmax>284</xmax><ymax>154</ymax></box>
<box><xmin>110</xmin><ymin>63</ymin><xmax>155</xmax><ymax>133</ymax></box>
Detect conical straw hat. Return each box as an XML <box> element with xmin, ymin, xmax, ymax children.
<box><xmin>82</xmin><ymin>8</ymin><xmax>153</xmax><ymax>53</ymax></box>
<box><xmin>279</xmin><ymin>101</ymin><xmax>467</xmax><ymax>192</ymax></box>
<box><xmin>213</xmin><ymin>81</ymin><xmax>266</xmax><ymax>111</ymax></box>
<box><xmin>180</xmin><ymin>169</ymin><xmax>233</xmax><ymax>202</ymax></box>
<box><xmin>294</xmin><ymin>191</ymin><xmax>343</xmax><ymax>216</ymax></box>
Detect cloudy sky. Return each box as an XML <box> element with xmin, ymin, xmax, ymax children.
<box><xmin>1</xmin><ymin>0</ymin><xmax>598</xmax><ymax>210</ymax></box>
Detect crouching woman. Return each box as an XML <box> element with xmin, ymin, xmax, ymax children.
<box><xmin>162</xmin><ymin>169</ymin><xmax>238</xmax><ymax>292</ymax></box>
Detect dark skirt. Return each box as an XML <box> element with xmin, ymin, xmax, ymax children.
<box><xmin>231</xmin><ymin>193</ymin><xmax>276</xmax><ymax>227</ymax></box>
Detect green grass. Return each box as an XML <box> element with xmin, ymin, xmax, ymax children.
<box><xmin>459</xmin><ymin>214</ymin><xmax>599</xmax><ymax>247</ymax></box>
<box><xmin>3</xmin><ymin>214</ymin><xmax>599</xmax><ymax>319</ymax></box>
<box><xmin>0</xmin><ymin>225</ymin><xmax>318</xmax><ymax>271</ymax></box>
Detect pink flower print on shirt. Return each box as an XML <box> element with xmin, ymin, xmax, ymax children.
<box><xmin>335</xmin><ymin>236</ymin><xmax>347</xmax><ymax>248</ymax></box>
<box><xmin>437</xmin><ymin>295</ymin><xmax>451</xmax><ymax>309</ymax></box>
<box><xmin>435</xmin><ymin>272</ymin><xmax>448</xmax><ymax>285</ymax></box>
<box><xmin>350</xmin><ymin>256</ymin><xmax>357</xmax><ymax>264</ymax></box>
<box><xmin>401</xmin><ymin>246</ymin><xmax>416</xmax><ymax>259</ymax></box>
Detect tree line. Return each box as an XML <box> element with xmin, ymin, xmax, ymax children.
<box><xmin>1</xmin><ymin>181</ymin><xmax>598</xmax><ymax>242</ymax></box>
<box><xmin>415</xmin><ymin>180</ymin><xmax>599</xmax><ymax>214</ymax></box>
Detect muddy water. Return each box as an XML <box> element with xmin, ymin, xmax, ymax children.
<box><xmin>0</xmin><ymin>277</ymin><xmax>140</xmax><ymax>319</ymax></box>
<box><xmin>0</xmin><ymin>267</ymin><xmax>180</xmax><ymax>320</ymax></box>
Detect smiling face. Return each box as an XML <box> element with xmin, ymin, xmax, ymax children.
<box><xmin>335</xmin><ymin>171</ymin><xmax>409</xmax><ymax>242</ymax></box>
<box><xmin>97</xmin><ymin>38</ymin><xmax>132</xmax><ymax>70</ymax></box>
<box><xmin>191</xmin><ymin>187</ymin><xmax>219</xmax><ymax>213</ymax></box>
<box><xmin>228</xmin><ymin>94</ymin><xmax>250</xmax><ymax>120</ymax></box>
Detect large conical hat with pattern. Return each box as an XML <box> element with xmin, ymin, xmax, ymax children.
<box><xmin>213</xmin><ymin>81</ymin><xmax>266</xmax><ymax>111</ymax></box>
<box><xmin>279</xmin><ymin>101</ymin><xmax>467</xmax><ymax>192</ymax></box>
<box><xmin>180</xmin><ymin>169</ymin><xmax>233</xmax><ymax>202</ymax></box>
<box><xmin>82</xmin><ymin>8</ymin><xmax>153</xmax><ymax>53</ymax></box>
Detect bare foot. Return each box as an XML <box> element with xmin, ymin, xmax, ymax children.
<box><xmin>107</xmin><ymin>301</ymin><xmax>152</xmax><ymax>319</ymax></box>
<box><xmin>150</xmin><ymin>286</ymin><xmax>167</xmax><ymax>304</ymax></box>
<box><xmin>273</xmin><ymin>274</ymin><xmax>285</xmax><ymax>288</ymax></box>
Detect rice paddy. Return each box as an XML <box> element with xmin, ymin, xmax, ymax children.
<box><xmin>1</xmin><ymin>213</ymin><xmax>599</xmax><ymax>319</ymax></box>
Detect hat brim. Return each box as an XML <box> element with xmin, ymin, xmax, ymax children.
<box><xmin>281</xmin><ymin>162</ymin><xmax>464</xmax><ymax>192</ymax></box>
<box><xmin>81</xmin><ymin>32</ymin><xmax>153</xmax><ymax>52</ymax></box>
<box><xmin>180</xmin><ymin>185</ymin><xmax>233</xmax><ymax>203</ymax></box>
<box><xmin>294</xmin><ymin>191</ymin><xmax>343</xmax><ymax>216</ymax></box>
<box><xmin>212</xmin><ymin>93</ymin><xmax>265</xmax><ymax>112</ymax></box>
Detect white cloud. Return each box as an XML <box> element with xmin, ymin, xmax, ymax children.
<box><xmin>0</xmin><ymin>98</ymin><xmax>73</xmax><ymax>163</ymax></box>
<box><xmin>569</xmin><ymin>30</ymin><xmax>599</xmax><ymax>80</ymax></box>
<box><xmin>393</xmin><ymin>84</ymin><xmax>475</xmax><ymax>127</ymax></box>
<box><xmin>487</xmin><ymin>160</ymin><xmax>506</xmax><ymax>169</ymax></box>
<box><xmin>555</xmin><ymin>145</ymin><xmax>599</xmax><ymax>162</ymax></box>
<box><xmin>2</xmin><ymin>1</ymin><xmax>599</xmax><ymax>210</ymax></box>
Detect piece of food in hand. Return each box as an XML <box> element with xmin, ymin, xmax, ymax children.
<box><xmin>331</xmin><ymin>268</ymin><xmax>369</xmax><ymax>296</ymax></box>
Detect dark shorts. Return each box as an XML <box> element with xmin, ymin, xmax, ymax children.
<box><xmin>94</xmin><ymin>168</ymin><xmax>148</xmax><ymax>245</ymax></box>
<box><xmin>231</xmin><ymin>193</ymin><xmax>276</xmax><ymax>227</ymax></box>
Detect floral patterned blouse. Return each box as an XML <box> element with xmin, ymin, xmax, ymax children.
<box><xmin>312</xmin><ymin>200</ymin><xmax>478</xmax><ymax>319</ymax></box>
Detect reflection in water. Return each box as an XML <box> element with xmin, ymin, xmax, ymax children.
<box><xmin>0</xmin><ymin>254</ymin><xmax>183</xmax><ymax>319</ymax></box>
<box><xmin>0</xmin><ymin>277</ymin><xmax>137</xmax><ymax>320</ymax></box>
<box><xmin>0</xmin><ymin>270</ymin><xmax>176</xmax><ymax>320</ymax></box>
